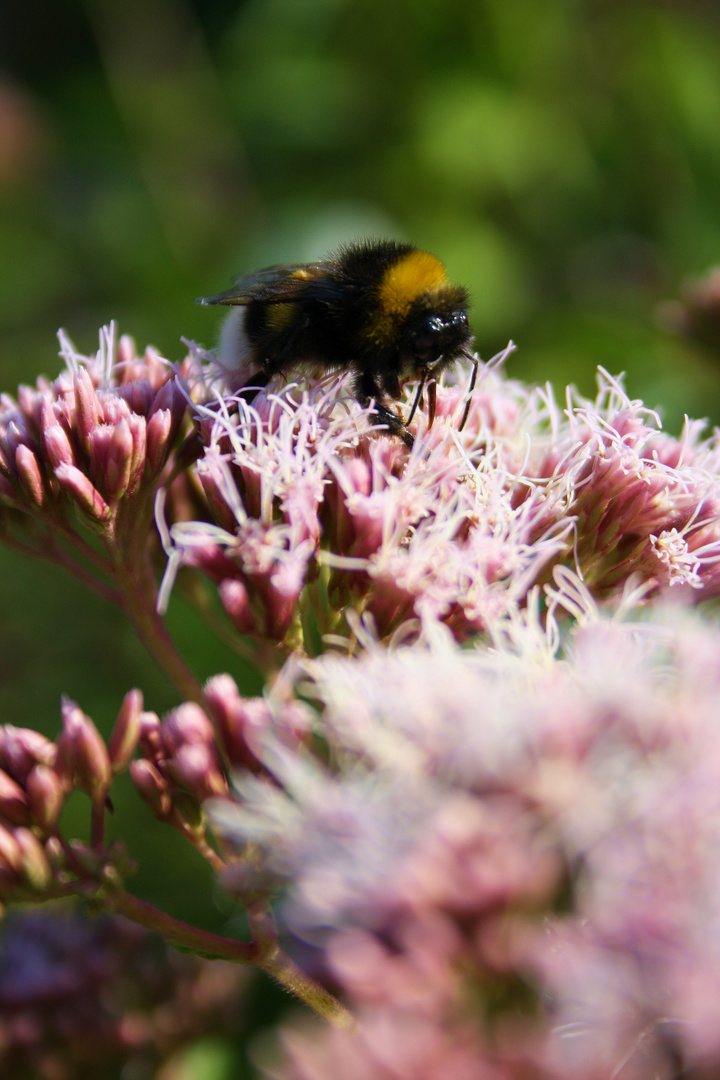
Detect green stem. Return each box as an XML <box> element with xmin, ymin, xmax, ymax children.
<box><xmin>111</xmin><ymin>890</ymin><xmax>355</xmax><ymax>1029</ymax></box>
<box><xmin>119</xmin><ymin>560</ymin><xmax>207</xmax><ymax>704</ymax></box>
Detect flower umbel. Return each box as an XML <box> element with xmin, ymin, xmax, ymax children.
<box><xmin>211</xmin><ymin>599</ymin><xmax>720</xmax><ymax>1080</ymax></box>
<box><xmin>160</xmin><ymin>347</ymin><xmax>720</xmax><ymax>662</ymax></box>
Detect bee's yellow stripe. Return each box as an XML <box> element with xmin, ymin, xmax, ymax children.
<box><xmin>266</xmin><ymin>302</ymin><xmax>298</xmax><ymax>330</ymax></box>
<box><xmin>369</xmin><ymin>250</ymin><xmax>447</xmax><ymax>344</ymax></box>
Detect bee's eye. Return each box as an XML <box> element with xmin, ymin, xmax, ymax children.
<box><xmin>412</xmin><ymin>315</ymin><xmax>445</xmax><ymax>359</ymax></box>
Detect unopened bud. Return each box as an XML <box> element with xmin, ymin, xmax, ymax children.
<box><xmin>116</xmin><ymin>333</ymin><xmax>138</xmax><ymax>371</ymax></box>
<box><xmin>0</xmin><ymin>440</ymin><xmax>14</xmax><ymax>479</ymax></box>
<box><xmin>149</xmin><ymin>377</ymin><xmax>186</xmax><ymax>440</ymax></box>
<box><xmin>44</xmin><ymin>835</ymin><xmax>65</xmax><ymax>871</ymax></box>
<box><xmin>0</xmin><ymin>823</ymin><xmax>22</xmax><ymax>874</ymax></box>
<box><xmin>146</xmin><ymin>408</ymin><xmax>172</xmax><ymax>475</ymax></box>
<box><xmin>138</xmin><ymin>711</ymin><xmax>163</xmax><ymax>759</ymax></box>
<box><xmin>57</xmin><ymin>698</ymin><xmax>112</xmax><ymax>796</ymax></box>
<box><xmin>108</xmin><ymin>689</ymin><xmax>143</xmax><ymax>774</ymax></box>
<box><xmin>126</xmin><ymin>413</ymin><xmax>147</xmax><ymax>490</ymax></box>
<box><xmin>73</xmin><ymin>368</ymin><xmax>102</xmax><ymax>445</ymax></box>
<box><xmin>68</xmin><ymin>839</ymin><xmax>105</xmax><ymax>876</ymax></box>
<box><xmin>204</xmin><ymin>675</ymin><xmax>271</xmax><ymax>766</ymax></box>
<box><xmin>162</xmin><ymin>703</ymin><xmax>215</xmax><ymax>752</ymax></box>
<box><xmin>43</xmin><ymin>424</ymin><xmax>75</xmax><ymax>469</ymax></box>
<box><xmin>55</xmin><ymin>463</ymin><xmax>111</xmax><ymax>521</ymax></box>
<box><xmin>264</xmin><ymin>578</ymin><xmax>295</xmax><ymax>641</ymax></box>
<box><xmin>15</xmin><ymin>827</ymin><xmax>52</xmax><ymax>891</ymax></box>
<box><xmin>129</xmin><ymin>759</ymin><xmax>172</xmax><ymax>819</ymax></box>
<box><xmin>26</xmin><ymin>765</ymin><xmax>66</xmax><ymax>831</ymax></box>
<box><xmin>142</xmin><ymin>345</ymin><xmax>166</xmax><ymax>388</ymax></box>
<box><xmin>0</xmin><ymin>726</ymin><xmax>56</xmax><ymax>782</ymax></box>
<box><xmin>198</xmin><ymin>464</ymin><xmax>242</xmax><ymax>533</ymax></box>
<box><xmin>15</xmin><ymin>445</ymin><xmax>44</xmax><ymax>506</ymax></box>
<box><xmin>170</xmin><ymin>743</ymin><xmax>227</xmax><ymax>801</ymax></box>
<box><xmin>17</xmin><ymin>384</ymin><xmax>37</xmax><ymax>418</ymax></box>
<box><xmin>119</xmin><ymin>377</ymin><xmax>153</xmax><ymax>416</ymax></box>
<box><xmin>104</xmin><ymin>417</ymin><xmax>135</xmax><ymax>500</ymax></box>
<box><xmin>219</xmin><ymin>578</ymin><xmax>256</xmax><ymax>635</ymax></box>
<box><xmin>0</xmin><ymin>769</ymin><xmax>29</xmax><ymax>825</ymax></box>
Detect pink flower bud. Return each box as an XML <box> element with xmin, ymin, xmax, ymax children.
<box><xmin>17</xmin><ymin>384</ymin><xmax>37</xmax><ymax>418</ymax></box>
<box><xmin>119</xmin><ymin>378</ymin><xmax>153</xmax><ymax>416</ymax></box>
<box><xmin>138</xmin><ymin>710</ymin><xmax>164</xmax><ymax>758</ymax></box>
<box><xmin>39</xmin><ymin>394</ymin><xmax>58</xmax><ymax>431</ymax></box>
<box><xmin>108</xmin><ymin>689</ymin><xmax>143</xmax><ymax>774</ymax></box>
<box><xmin>146</xmin><ymin>408</ymin><xmax>172</xmax><ymax>475</ymax></box>
<box><xmin>204</xmin><ymin>675</ymin><xmax>272</xmax><ymax>766</ymax></box>
<box><xmin>0</xmin><ymin>442</ymin><xmax>15</xmax><ymax>480</ymax></box>
<box><xmin>4</xmin><ymin>419</ymin><xmax>23</xmax><ymax>457</ymax></box>
<box><xmin>57</xmin><ymin>698</ymin><xmax>112</xmax><ymax>797</ymax></box>
<box><xmin>15</xmin><ymin>827</ymin><xmax>52</xmax><ymax>891</ymax></box>
<box><xmin>162</xmin><ymin>703</ymin><xmax>215</xmax><ymax>752</ymax></box>
<box><xmin>116</xmin><ymin>332</ymin><xmax>137</xmax><ymax>371</ymax></box>
<box><xmin>55</xmin><ymin>463</ymin><xmax>111</xmax><ymax>521</ymax></box>
<box><xmin>26</xmin><ymin>765</ymin><xmax>66</xmax><ymax>832</ymax></box>
<box><xmin>100</xmin><ymin>395</ymin><xmax>131</xmax><ymax>427</ymax></box>
<box><xmin>0</xmin><ymin>727</ymin><xmax>56</xmax><ymax>783</ymax></box>
<box><xmin>104</xmin><ymin>417</ymin><xmax>135</xmax><ymax>500</ymax></box>
<box><xmin>0</xmin><ymin>823</ymin><xmax>22</xmax><ymax>874</ymax></box>
<box><xmin>129</xmin><ymin>759</ymin><xmax>172</xmax><ymax>818</ymax></box>
<box><xmin>126</xmin><ymin>413</ymin><xmax>147</xmax><ymax>487</ymax></box>
<box><xmin>67</xmin><ymin>839</ymin><xmax>105</xmax><ymax>876</ymax></box>
<box><xmin>0</xmin><ymin>769</ymin><xmax>29</xmax><ymax>825</ymax></box>
<box><xmin>264</xmin><ymin>577</ymin><xmax>297</xmax><ymax>641</ymax></box>
<box><xmin>14</xmin><ymin>445</ymin><xmax>44</xmax><ymax>506</ymax></box>
<box><xmin>142</xmin><ymin>345</ymin><xmax>167</xmax><ymax>389</ymax></box>
<box><xmin>88</xmin><ymin>424</ymin><xmax>112</xmax><ymax>476</ymax></box>
<box><xmin>73</xmin><ymin>368</ymin><xmax>102</xmax><ymax>446</ymax></box>
<box><xmin>169</xmin><ymin>743</ymin><xmax>227</xmax><ymax>801</ymax></box>
<box><xmin>44</xmin><ymin>835</ymin><xmax>65</xmax><ymax>871</ymax></box>
<box><xmin>149</xmin><ymin>377</ymin><xmax>186</xmax><ymax>436</ymax></box>
<box><xmin>197</xmin><ymin>468</ymin><xmax>242</xmax><ymax>532</ymax></box>
<box><xmin>43</xmin><ymin>423</ymin><xmax>75</xmax><ymax>469</ymax></box>
<box><xmin>219</xmin><ymin>578</ymin><xmax>256</xmax><ymax>634</ymax></box>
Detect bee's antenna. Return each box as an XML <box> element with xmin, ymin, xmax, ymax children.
<box><xmin>406</xmin><ymin>371</ymin><xmax>426</xmax><ymax>426</ymax></box>
<box><xmin>458</xmin><ymin>353</ymin><xmax>479</xmax><ymax>432</ymax></box>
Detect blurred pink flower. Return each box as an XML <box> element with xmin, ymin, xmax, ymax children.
<box><xmin>210</xmin><ymin>591</ymin><xmax>720</xmax><ymax>1079</ymax></box>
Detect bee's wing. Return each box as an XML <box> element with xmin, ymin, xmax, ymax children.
<box><xmin>196</xmin><ymin>262</ymin><xmax>337</xmax><ymax>306</ymax></box>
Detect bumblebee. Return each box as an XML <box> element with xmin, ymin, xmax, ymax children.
<box><xmin>198</xmin><ymin>239</ymin><xmax>476</xmax><ymax>448</ymax></box>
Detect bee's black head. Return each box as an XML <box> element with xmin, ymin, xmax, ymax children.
<box><xmin>401</xmin><ymin>289</ymin><xmax>471</xmax><ymax>378</ymax></box>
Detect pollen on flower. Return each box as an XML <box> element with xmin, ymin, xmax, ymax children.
<box><xmin>649</xmin><ymin>527</ymin><xmax>703</xmax><ymax>587</ymax></box>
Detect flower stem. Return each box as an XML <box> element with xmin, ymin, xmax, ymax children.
<box><xmin>109</xmin><ymin>545</ymin><xmax>207</xmax><ymax>705</ymax></box>
<box><xmin>111</xmin><ymin>890</ymin><xmax>355</xmax><ymax>1028</ymax></box>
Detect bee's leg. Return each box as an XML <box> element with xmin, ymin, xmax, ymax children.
<box><xmin>355</xmin><ymin>373</ymin><xmax>414</xmax><ymax>450</ymax></box>
<box><xmin>372</xmin><ymin>403</ymin><xmax>415</xmax><ymax>449</ymax></box>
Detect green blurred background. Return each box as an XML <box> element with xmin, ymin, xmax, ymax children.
<box><xmin>3</xmin><ymin>0</ymin><xmax>720</xmax><ymax>1073</ymax></box>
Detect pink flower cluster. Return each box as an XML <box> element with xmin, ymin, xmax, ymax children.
<box><xmin>0</xmin><ymin>694</ymin><xmax>141</xmax><ymax>903</ymax></box>
<box><xmin>164</xmin><ymin>345</ymin><xmax>720</xmax><ymax>655</ymax></box>
<box><xmin>211</xmin><ymin>596</ymin><xmax>720</xmax><ymax>1079</ymax></box>
<box><xmin>130</xmin><ymin>675</ymin><xmax>309</xmax><ymax>843</ymax></box>
<box><xmin>0</xmin><ymin>327</ymin><xmax>186</xmax><ymax>529</ymax></box>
